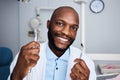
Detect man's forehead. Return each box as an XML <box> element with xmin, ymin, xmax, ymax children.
<box><xmin>50</xmin><ymin>6</ymin><xmax>79</xmax><ymax>23</ymax></box>
<box><xmin>53</xmin><ymin>8</ymin><xmax>78</xmax><ymax>18</ymax></box>
<box><xmin>54</xmin><ymin>7</ymin><xmax>75</xmax><ymax>14</ymax></box>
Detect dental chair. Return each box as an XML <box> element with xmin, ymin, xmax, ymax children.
<box><xmin>0</xmin><ymin>47</ymin><xmax>13</xmax><ymax>80</ymax></box>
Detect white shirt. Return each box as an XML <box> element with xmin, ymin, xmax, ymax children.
<box><xmin>8</xmin><ymin>42</ymin><xmax>96</xmax><ymax>80</ymax></box>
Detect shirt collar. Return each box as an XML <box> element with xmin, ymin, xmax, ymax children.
<box><xmin>46</xmin><ymin>44</ymin><xmax>70</xmax><ymax>61</ymax></box>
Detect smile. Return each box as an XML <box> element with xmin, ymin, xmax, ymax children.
<box><xmin>57</xmin><ymin>37</ymin><xmax>69</xmax><ymax>42</ymax></box>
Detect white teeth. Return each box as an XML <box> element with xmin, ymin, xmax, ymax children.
<box><xmin>58</xmin><ymin>37</ymin><xmax>68</xmax><ymax>42</ymax></box>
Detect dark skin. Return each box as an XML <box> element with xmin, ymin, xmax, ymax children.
<box><xmin>11</xmin><ymin>6</ymin><xmax>90</xmax><ymax>80</ymax></box>
<box><xmin>11</xmin><ymin>41</ymin><xmax>40</xmax><ymax>80</ymax></box>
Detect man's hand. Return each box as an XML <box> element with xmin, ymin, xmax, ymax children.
<box><xmin>11</xmin><ymin>41</ymin><xmax>40</xmax><ymax>80</ymax></box>
<box><xmin>70</xmin><ymin>58</ymin><xmax>90</xmax><ymax>80</ymax></box>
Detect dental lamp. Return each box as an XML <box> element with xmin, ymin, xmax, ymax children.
<box><xmin>74</xmin><ymin>0</ymin><xmax>88</xmax><ymax>53</ymax></box>
<box><xmin>30</xmin><ymin>7</ymin><xmax>41</xmax><ymax>41</ymax></box>
<box><xmin>18</xmin><ymin>0</ymin><xmax>30</xmax><ymax>3</ymax></box>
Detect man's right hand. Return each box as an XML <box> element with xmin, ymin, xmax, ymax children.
<box><xmin>11</xmin><ymin>41</ymin><xmax>40</xmax><ymax>80</ymax></box>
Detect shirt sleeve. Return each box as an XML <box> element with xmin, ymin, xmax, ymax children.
<box><xmin>81</xmin><ymin>53</ymin><xmax>97</xmax><ymax>80</ymax></box>
<box><xmin>7</xmin><ymin>53</ymin><xmax>19</xmax><ymax>80</ymax></box>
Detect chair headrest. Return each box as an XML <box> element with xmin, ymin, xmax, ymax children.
<box><xmin>0</xmin><ymin>47</ymin><xmax>13</xmax><ymax>66</ymax></box>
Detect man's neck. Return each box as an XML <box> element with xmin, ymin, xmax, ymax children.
<box><xmin>48</xmin><ymin>43</ymin><xmax>65</xmax><ymax>57</ymax></box>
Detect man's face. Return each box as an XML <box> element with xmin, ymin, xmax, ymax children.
<box><xmin>48</xmin><ymin>9</ymin><xmax>79</xmax><ymax>51</ymax></box>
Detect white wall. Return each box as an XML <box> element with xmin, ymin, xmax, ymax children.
<box><xmin>19</xmin><ymin>0</ymin><xmax>120</xmax><ymax>52</ymax></box>
<box><xmin>19</xmin><ymin>0</ymin><xmax>120</xmax><ymax>60</ymax></box>
<box><xmin>0</xmin><ymin>0</ymin><xmax>120</xmax><ymax>58</ymax></box>
<box><xmin>85</xmin><ymin>0</ymin><xmax>120</xmax><ymax>53</ymax></box>
<box><xmin>0</xmin><ymin>0</ymin><xmax>19</xmax><ymax>57</ymax></box>
<box><xmin>19</xmin><ymin>0</ymin><xmax>81</xmax><ymax>48</ymax></box>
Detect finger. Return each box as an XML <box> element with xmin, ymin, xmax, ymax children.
<box><xmin>74</xmin><ymin>58</ymin><xmax>90</xmax><ymax>77</ymax></box>
<box><xmin>22</xmin><ymin>41</ymin><xmax>40</xmax><ymax>50</ymax></box>
<box><xmin>74</xmin><ymin>58</ymin><xmax>89</xmax><ymax>70</ymax></box>
<box><xmin>24</xmin><ymin>49</ymin><xmax>40</xmax><ymax>60</ymax></box>
<box><xmin>26</xmin><ymin>53</ymin><xmax>40</xmax><ymax>67</ymax></box>
<box><xmin>71</xmin><ymin>70</ymin><xmax>86</xmax><ymax>80</ymax></box>
<box><xmin>22</xmin><ymin>48</ymin><xmax>40</xmax><ymax>55</ymax></box>
<box><xmin>29</xmin><ymin>54</ymin><xmax>40</xmax><ymax>61</ymax></box>
<box><xmin>21</xmin><ymin>49</ymin><xmax>40</xmax><ymax>64</ymax></box>
<box><xmin>70</xmin><ymin>73</ymin><xmax>76</xmax><ymax>80</ymax></box>
<box><xmin>28</xmin><ymin>48</ymin><xmax>40</xmax><ymax>55</ymax></box>
<box><xmin>70</xmin><ymin>71</ymin><xmax>82</xmax><ymax>80</ymax></box>
<box><xmin>71</xmin><ymin>67</ymin><xmax>81</xmax><ymax>78</ymax></box>
<box><xmin>29</xmin><ymin>59</ymin><xmax>38</xmax><ymax>67</ymax></box>
<box><xmin>73</xmin><ymin>63</ymin><xmax>85</xmax><ymax>75</ymax></box>
<box><xmin>25</xmin><ymin>52</ymin><xmax>39</xmax><ymax>59</ymax></box>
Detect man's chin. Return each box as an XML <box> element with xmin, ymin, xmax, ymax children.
<box><xmin>55</xmin><ymin>47</ymin><xmax>66</xmax><ymax>51</ymax></box>
<box><xmin>55</xmin><ymin>44</ymin><xmax>69</xmax><ymax>51</ymax></box>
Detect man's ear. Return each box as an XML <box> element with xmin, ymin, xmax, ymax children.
<box><xmin>47</xmin><ymin>20</ymin><xmax>50</xmax><ymax>29</ymax></box>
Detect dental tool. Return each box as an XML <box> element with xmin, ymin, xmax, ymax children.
<box><xmin>30</xmin><ymin>7</ymin><xmax>41</xmax><ymax>41</ymax></box>
<box><xmin>30</xmin><ymin>18</ymin><xmax>40</xmax><ymax>41</ymax></box>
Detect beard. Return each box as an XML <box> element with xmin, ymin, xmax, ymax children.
<box><xmin>47</xmin><ymin>28</ymin><xmax>75</xmax><ymax>52</ymax></box>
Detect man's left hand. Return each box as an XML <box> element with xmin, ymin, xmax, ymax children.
<box><xmin>70</xmin><ymin>58</ymin><xmax>90</xmax><ymax>80</ymax></box>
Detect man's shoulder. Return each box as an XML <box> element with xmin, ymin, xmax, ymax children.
<box><xmin>70</xmin><ymin>45</ymin><xmax>93</xmax><ymax>62</ymax></box>
<box><xmin>70</xmin><ymin>45</ymin><xmax>82</xmax><ymax>53</ymax></box>
<box><xmin>39</xmin><ymin>41</ymin><xmax>47</xmax><ymax>48</ymax></box>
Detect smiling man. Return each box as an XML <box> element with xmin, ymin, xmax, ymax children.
<box><xmin>8</xmin><ymin>6</ymin><xmax>96</xmax><ymax>80</ymax></box>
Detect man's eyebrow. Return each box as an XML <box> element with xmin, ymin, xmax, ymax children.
<box><xmin>72</xmin><ymin>24</ymin><xmax>79</xmax><ymax>27</ymax></box>
<box><xmin>55</xmin><ymin>18</ymin><xmax>79</xmax><ymax>27</ymax></box>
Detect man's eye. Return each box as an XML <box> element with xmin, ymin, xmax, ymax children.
<box><xmin>71</xmin><ymin>26</ymin><xmax>78</xmax><ymax>31</ymax></box>
<box><xmin>56</xmin><ymin>21</ymin><xmax>64</xmax><ymax>26</ymax></box>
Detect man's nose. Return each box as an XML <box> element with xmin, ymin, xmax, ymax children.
<box><xmin>61</xmin><ymin>25</ymin><xmax>71</xmax><ymax>36</ymax></box>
